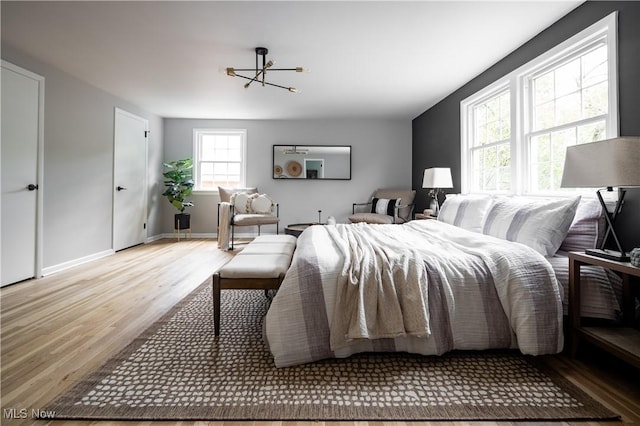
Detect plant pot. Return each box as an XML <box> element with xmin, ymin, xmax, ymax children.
<box><xmin>174</xmin><ymin>213</ymin><xmax>191</xmax><ymax>230</ymax></box>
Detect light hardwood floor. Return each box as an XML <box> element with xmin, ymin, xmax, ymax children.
<box><xmin>1</xmin><ymin>238</ymin><xmax>639</xmax><ymax>426</ymax></box>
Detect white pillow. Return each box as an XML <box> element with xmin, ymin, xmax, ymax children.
<box><xmin>481</xmin><ymin>196</ymin><xmax>581</xmax><ymax>256</ymax></box>
<box><xmin>249</xmin><ymin>194</ymin><xmax>273</xmax><ymax>214</ymax></box>
<box><xmin>230</xmin><ymin>192</ymin><xmax>251</xmax><ymax>214</ymax></box>
<box><xmin>437</xmin><ymin>194</ymin><xmax>493</xmax><ymax>233</ymax></box>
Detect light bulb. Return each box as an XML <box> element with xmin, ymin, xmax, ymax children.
<box><xmin>288</xmin><ymin>87</ymin><xmax>299</xmax><ymax>93</ymax></box>
<box><xmin>296</xmin><ymin>67</ymin><xmax>309</xmax><ymax>73</ymax></box>
<box><xmin>226</xmin><ymin>68</ymin><xmax>236</xmax><ymax>76</ymax></box>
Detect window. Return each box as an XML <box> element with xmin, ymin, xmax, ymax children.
<box><xmin>193</xmin><ymin>129</ymin><xmax>247</xmax><ymax>191</ymax></box>
<box><xmin>461</xmin><ymin>12</ymin><xmax>618</xmax><ymax>196</ymax></box>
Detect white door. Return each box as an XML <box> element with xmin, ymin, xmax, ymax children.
<box><xmin>113</xmin><ymin>108</ymin><xmax>148</xmax><ymax>251</ymax></box>
<box><xmin>1</xmin><ymin>61</ymin><xmax>44</xmax><ymax>286</ymax></box>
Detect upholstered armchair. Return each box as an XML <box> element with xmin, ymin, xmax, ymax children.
<box><xmin>349</xmin><ymin>188</ymin><xmax>416</xmax><ymax>224</ymax></box>
<box><xmin>217</xmin><ymin>187</ymin><xmax>280</xmax><ymax>250</ymax></box>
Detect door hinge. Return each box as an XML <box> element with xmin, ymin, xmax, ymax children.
<box><xmin>144</xmin><ymin>223</ymin><xmax>146</xmax><ymax>229</ymax></box>
<box><xmin>144</xmin><ymin>130</ymin><xmax>150</xmax><ymax>137</ymax></box>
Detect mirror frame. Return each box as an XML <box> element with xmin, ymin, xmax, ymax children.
<box><xmin>272</xmin><ymin>145</ymin><xmax>352</xmax><ymax>180</ymax></box>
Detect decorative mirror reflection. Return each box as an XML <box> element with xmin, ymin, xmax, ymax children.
<box><xmin>272</xmin><ymin>145</ymin><xmax>351</xmax><ymax>180</ymax></box>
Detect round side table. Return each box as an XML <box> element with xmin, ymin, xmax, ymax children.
<box><xmin>285</xmin><ymin>223</ymin><xmax>323</xmax><ymax>237</ymax></box>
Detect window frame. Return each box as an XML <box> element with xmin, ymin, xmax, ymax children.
<box><xmin>192</xmin><ymin>128</ymin><xmax>247</xmax><ymax>193</ymax></box>
<box><xmin>461</xmin><ymin>12</ymin><xmax>618</xmax><ymax>196</ymax></box>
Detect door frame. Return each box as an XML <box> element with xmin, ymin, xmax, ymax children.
<box><xmin>112</xmin><ymin>107</ymin><xmax>149</xmax><ymax>251</ymax></box>
<box><xmin>1</xmin><ymin>60</ymin><xmax>45</xmax><ymax>280</ymax></box>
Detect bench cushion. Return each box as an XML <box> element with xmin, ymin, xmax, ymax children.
<box><xmin>218</xmin><ymin>234</ymin><xmax>297</xmax><ymax>279</ymax></box>
<box><xmin>219</xmin><ymin>254</ymin><xmax>292</xmax><ymax>279</ymax></box>
<box><xmin>252</xmin><ymin>234</ymin><xmax>297</xmax><ymax>244</ymax></box>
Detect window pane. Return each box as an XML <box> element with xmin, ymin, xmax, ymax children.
<box><xmin>582</xmin><ymin>45</ymin><xmax>607</xmax><ymax>87</ymax></box>
<box><xmin>554</xmin><ymin>59</ymin><xmax>581</xmax><ymax>97</ymax></box>
<box><xmin>534</xmin><ymin>101</ymin><xmax>554</xmax><ymax>131</ymax></box>
<box><xmin>577</xmin><ymin>121</ymin><xmax>605</xmax><ymax>144</ymax></box>
<box><xmin>534</xmin><ymin>73</ymin><xmax>554</xmax><ymax>105</ymax></box>
<box><xmin>532</xmin><ymin>134</ymin><xmax>551</xmax><ymax>163</ymax></box>
<box><xmin>555</xmin><ymin>92</ymin><xmax>581</xmax><ymax>126</ymax></box>
<box><xmin>582</xmin><ymin>81</ymin><xmax>608</xmax><ymax>118</ymax></box>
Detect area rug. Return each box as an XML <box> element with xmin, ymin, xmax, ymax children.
<box><xmin>44</xmin><ymin>278</ymin><xmax>618</xmax><ymax>421</ymax></box>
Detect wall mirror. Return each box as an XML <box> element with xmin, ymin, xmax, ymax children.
<box><xmin>273</xmin><ymin>145</ymin><xmax>351</xmax><ymax>180</ymax></box>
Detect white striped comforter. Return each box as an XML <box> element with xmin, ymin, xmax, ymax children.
<box><xmin>265</xmin><ymin>220</ymin><xmax>564</xmax><ymax>367</ymax></box>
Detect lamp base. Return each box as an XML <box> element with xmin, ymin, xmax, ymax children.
<box><xmin>585</xmin><ymin>248</ymin><xmax>630</xmax><ymax>262</ymax></box>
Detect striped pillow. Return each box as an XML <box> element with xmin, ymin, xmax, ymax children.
<box><xmin>482</xmin><ymin>196</ymin><xmax>581</xmax><ymax>256</ymax></box>
<box><xmin>559</xmin><ymin>198</ymin><xmax>604</xmax><ymax>252</ymax></box>
<box><xmin>437</xmin><ymin>194</ymin><xmax>493</xmax><ymax>233</ymax></box>
<box><xmin>371</xmin><ymin>198</ymin><xmax>400</xmax><ymax>217</ymax></box>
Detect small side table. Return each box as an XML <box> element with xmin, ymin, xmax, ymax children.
<box><xmin>284</xmin><ymin>223</ymin><xmax>323</xmax><ymax>237</ymax></box>
<box><xmin>568</xmin><ymin>251</ymin><xmax>640</xmax><ymax>368</ymax></box>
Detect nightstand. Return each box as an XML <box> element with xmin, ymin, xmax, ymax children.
<box><xmin>568</xmin><ymin>251</ymin><xmax>640</xmax><ymax>368</ymax></box>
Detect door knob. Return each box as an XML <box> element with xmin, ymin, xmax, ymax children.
<box><xmin>117</xmin><ymin>186</ymin><xmax>127</xmax><ymax>191</ymax></box>
<box><xmin>27</xmin><ymin>184</ymin><xmax>39</xmax><ymax>191</ymax></box>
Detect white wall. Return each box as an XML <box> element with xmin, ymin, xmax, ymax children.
<box><xmin>163</xmin><ymin>118</ymin><xmax>412</xmax><ymax>234</ymax></box>
<box><xmin>1</xmin><ymin>46</ymin><xmax>164</xmax><ymax>271</ymax></box>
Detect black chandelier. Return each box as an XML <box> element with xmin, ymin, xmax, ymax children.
<box><xmin>226</xmin><ymin>47</ymin><xmax>306</xmax><ymax>93</ymax></box>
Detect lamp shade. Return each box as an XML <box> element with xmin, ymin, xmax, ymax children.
<box><xmin>561</xmin><ymin>137</ymin><xmax>640</xmax><ymax>188</ymax></box>
<box><xmin>422</xmin><ymin>167</ymin><xmax>453</xmax><ymax>189</ymax></box>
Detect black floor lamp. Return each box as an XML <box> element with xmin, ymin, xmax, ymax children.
<box><xmin>560</xmin><ymin>136</ymin><xmax>640</xmax><ymax>262</ymax></box>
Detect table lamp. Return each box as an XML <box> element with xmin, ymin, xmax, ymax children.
<box><xmin>422</xmin><ymin>167</ymin><xmax>453</xmax><ymax>217</ymax></box>
<box><xmin>560</xmin><ymin>136</ymin><xmax>640</xmax><ymax>261</ymax></box>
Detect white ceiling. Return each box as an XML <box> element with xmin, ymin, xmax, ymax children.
<box><xmin>1</xmin><ymin>1</ymin><xmax>582</xmax><ymax>120</ymax></box>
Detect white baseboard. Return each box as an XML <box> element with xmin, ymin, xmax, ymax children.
<box><xmin>145</xmin><ymin>234</ymin><xmax>165</xmax><ymax>243</ymax></box>
<box><xmin>153</xmin><ymin>231</ymin><xmax>279</xmax><ymax>240</ymax></box>
<box><xmin>42</xmin><ymin>249</ymin><xmax>114</xmax><ymax>276</ymax></box>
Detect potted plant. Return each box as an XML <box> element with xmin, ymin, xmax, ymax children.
<box><xmin>162</xmin><ymin>158</ymin><xmax>194</xmax><ymax>230</ymax></box>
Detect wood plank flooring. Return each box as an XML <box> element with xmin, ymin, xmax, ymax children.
<box><xmin>1</xmin><ymin>238</ymin><xmax>639</xmax><ymax>426</ymax></box>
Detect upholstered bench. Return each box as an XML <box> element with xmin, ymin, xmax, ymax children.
<box><xmin>212</xmin><ymin>234</ymin><xmax>297</xmax><ymax>336</ymax></box>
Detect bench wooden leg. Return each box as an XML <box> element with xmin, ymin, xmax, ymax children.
<box><xmin>213</xmin><ymin>273</ymin><xmax>221</xmax><ymax>336</ymax></box>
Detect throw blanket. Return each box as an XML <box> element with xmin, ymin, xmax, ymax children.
<box><xmin>217</xmin><ymin>202</ymin><xmax>231</xmax><ymax>250</ymax></box>
<box><xmin>325</xmin><ymin>224</ymin><xmax>431</xmax><ymax>349</ymax></box>
<box><xmin>265</xmin><ymin>220</ymin><xmax>564</xmax><ymax>367</ymax></box>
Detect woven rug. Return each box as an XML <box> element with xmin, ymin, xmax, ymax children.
<box><xmin>44</xmin><ymin>278</ymin><xmax>618</xmax><ymax>421</ymax></box>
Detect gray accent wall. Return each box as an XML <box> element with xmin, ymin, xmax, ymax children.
<box><xmin>412</xmin><ymin>1</ymin><xmax>640</xmax><ymax>250</ymax></box>
<box><xmin>1</xmin><ymin>46</ymin><xmax>164</xmax><ymax>271</ymax></box>
<box><xmin>163</xmin><ymin>118</ymin><xmax>411</xmax><ymax>234</ymax></box>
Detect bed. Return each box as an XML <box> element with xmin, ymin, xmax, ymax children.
<box><xmin>264</xmin><ymin>195</ymin><xmax>622</xmax><ymax>367</ymax></box>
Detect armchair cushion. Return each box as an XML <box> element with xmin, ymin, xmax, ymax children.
<box><xmin>349</xmin><ymin>212</ymin><xmax>395</xmax><ymax>225</ymax></box>
<box><xmin>232</xmin><ymin>213</ymin><xmax>280</xmax><ymax>226</ymax></box>
<box><xmin>218</xmin><ymin>186</ymin><xmax>258</xmax><ymax>203</ymax></box>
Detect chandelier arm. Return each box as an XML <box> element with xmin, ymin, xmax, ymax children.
<box><xmin>262</xmin><ymin>81</ymin><xmax>296</xmax><ymax>92</ymax></box>
<box><xmin>242</xmin><ymin>67</ymin><xmax>268</xmax><ymax>89</ymax></box>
